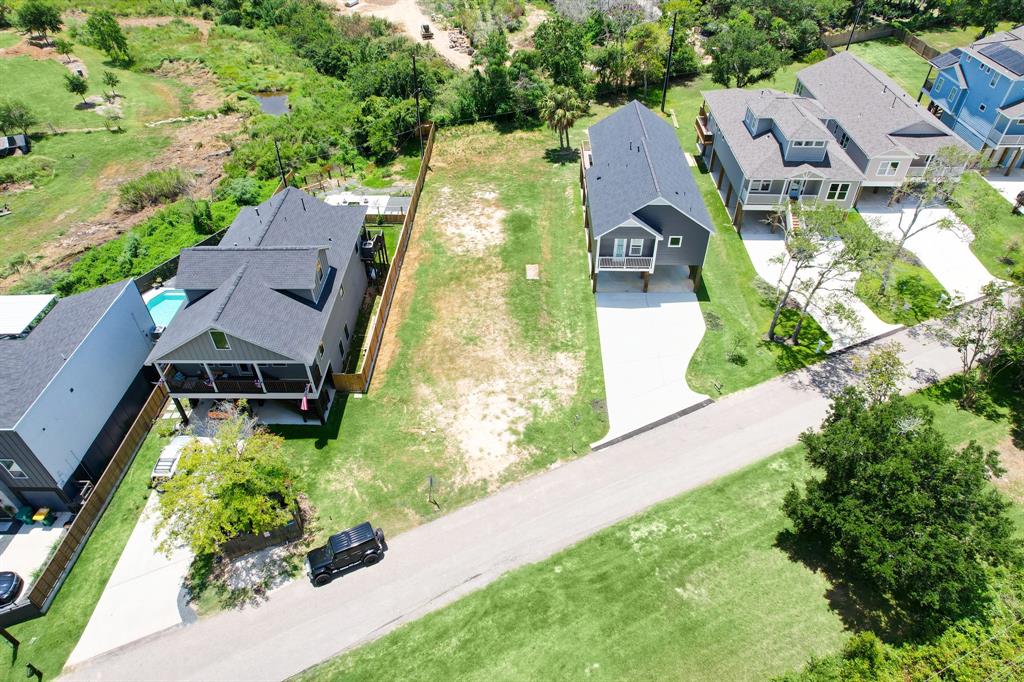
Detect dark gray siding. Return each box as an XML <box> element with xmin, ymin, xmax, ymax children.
<box><xmin>321</xmin><ymin>248</ymin><xmax>369</xmax><ymax>374</ymax></box>
<box><xmin>0</xmin><ymin>430</ymin><xmax>59</xmax><ymax>499</ymax></box>
<box><xmin>598</xmin><ymin>227</ymin><xmax>657</xmax><ymax>257</ymax></box>
<box><xmin>635</xmin><ymin>204</ymin><xmax>711</xmax><ymax>267</ymax></box>
<box><xmin>160</xmin><ymin>330</ymin><xmax>294</xmax><ymax>364</ymax></box>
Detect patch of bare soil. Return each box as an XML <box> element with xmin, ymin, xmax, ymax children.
<box><xmin>155</xmin><ymin>61</ymin><xmax>225</xmax><ymax>111</ymax></box>
<box><xmin>415</xmin><ymin>184</ymin><xmax>582</xmax><ymax>485</ymax></box>
<box><xmin>0</xmin><ymin>35</ymin><xmax>88</xmax><ymax>75</ymax></box>
<box><xmin>509</xmin><ymin>6</ymin><xmax>547</xmax><ymax>52</ymax></box>
<box><xmin>994</xmin><ymin>437</ymin><xmax>1024</xmax><ymax>503</ymax></box>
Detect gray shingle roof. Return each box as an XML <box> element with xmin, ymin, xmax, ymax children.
<box><xmin>148</xmin><ymin>188</ymin><xmax>367</xmax><ymax>365</ymax></box>
<box><xmin>701</xmin><ymin>89</ymin><xmax>863</xmax><ymax>181</ymax></box>
<box><xmin>797</xmin><ymin>51</ymin><xmax>970</xmax><ymax>158</ymax></box>
<box><xmin>585</xmin><ymin>100</ymin><xmax>713</xmax><ymax>238</ymax></box>
<box><xmin>0</xmin><ymin>280</ymin><xmax>131</xmax><ymax>428</ymax></box>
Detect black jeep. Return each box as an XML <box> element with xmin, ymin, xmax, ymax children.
<box><xmin>306</xmin><ymin>522</ymin><xmax>386</xmax><ymax>587</ymax></box>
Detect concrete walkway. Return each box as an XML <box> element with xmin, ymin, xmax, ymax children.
<box><xmin>739</xmin><ymin>213</ymin><xmax>899</xmax><ymax>350</ymax></box>
<box><xmin>66</xmin><ymin>494</ymin><xmax>193</xmax><ymax>667</ymax></box>
<box><xmin>856</xmin><ymin>193</ymin><xmax>998</xmax><ymax>301</ymax></box>
<box><xmin>594</xmin><ymin>272</ymin><xmax>708</xmax><ymax>442</ymax></box>
<box><xmin>982</xmin><ymin>167</ymin><xmax>1024</xmax><ymax>208</ymax></box>
<box><xmin>62</xmin><ymin>323</ymin><xmax>962</xmax><ymax>682</ymax></box>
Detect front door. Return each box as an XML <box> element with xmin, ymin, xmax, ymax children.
<box><xmin>788</xmin><ymin>178</ymin><xmax>805</xmax><ymax>197</ymax></box>
<box><xmin>613</xmin><ymin>238</ymin><xmax>627</xmax><ymax>259</ymax></box>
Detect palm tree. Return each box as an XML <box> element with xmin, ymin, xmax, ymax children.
<box><xmin>540</xmin><ymin>86</ymin><xmax>586</xmax><ymax>150</ymax></box>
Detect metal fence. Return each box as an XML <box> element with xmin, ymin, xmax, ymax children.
<box><xmin>332</xmin><ymin>123</ymin><xmax>437</xmax><ymax>394</ymax></box>
<box><xmin>22</xmin><ymin>384</ymin><xmax>168</xmax><ymax>615</ymax></box>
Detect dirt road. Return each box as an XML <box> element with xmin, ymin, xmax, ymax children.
<box><xmin>336</xmin><ymin>0</ymin><xmax>473</xmax><ymax>69</ymax></box>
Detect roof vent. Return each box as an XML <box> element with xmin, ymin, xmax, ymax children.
<box><xmin>301</xmin><ymin>198</ymin><xmax>306</xmax><ymax>211</ymax></box>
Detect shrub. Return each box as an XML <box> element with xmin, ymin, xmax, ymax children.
<box><xmin>805</xmin><ymin>48</ymin><xmax>828</xmax><ymax>64</ymax></box>
<box><xmin>214</xmin><ymin>177</ymin><xmax>263</xmax><ymax>206</ymax></box>
<box><xmin>119</xmin><ymin>168</ymin><xmax>192</xmax><ymax>211</ymax></box>
<box><xmin>0</xmin><ymin>155</ymin><xmax>55</xmax><ymax>184</ymax></box>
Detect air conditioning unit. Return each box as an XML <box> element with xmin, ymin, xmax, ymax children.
<box><xmin>152</xmin><ymin>325</ymin><xmax>166</xmax><ymax>340</ymax></box>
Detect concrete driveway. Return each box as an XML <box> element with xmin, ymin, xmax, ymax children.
<box><xmin>856</xmin><ymin>193</ymin><xmax>998</xmax><ymax>301</ymax></box>
<box><xmin>983</xmin><ymin>167</ymin><xmax>1024</xmax><ymax>208</ymax></box>
<box><xmin>740</xmin><ymin>213</ymin><xmax>899</xmax><ymax>350</ymax></box>
<box><xmin>594</xmin><ymin>269</ymin><xmax>708</xmax><ymax>443</ymax></box>
<box><xmin>66</xmin><ymin>494</ymin><xmax>194</xmax><ymax>666</ymax></box>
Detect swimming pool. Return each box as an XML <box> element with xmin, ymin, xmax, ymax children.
<box><xmin>147</xmin><ymin>289</ymin><xmax>187</xmax><ymax>327</ymax></box>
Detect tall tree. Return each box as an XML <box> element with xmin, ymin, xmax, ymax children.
<box><xmin>85</xmin><ymin>10</ymin><xmax>132</xmax><ymax>65</ymax></box>
<box><xmin>784</xmin><ymin>388</ymin><xmax>1019</xmax><ymax>629</ymax></box>
<box><xmin>539</xmin><ymin>85</ymin><xmax>587</xmax><ymax>149</ymax></box>
<box><xmin>707</xmin><ymin>10</ymin><xmax>787</xmax><ymax>87</ymax></box>
<box><xmin>473</xmin><ymin>30</ymin><xmax>513</xmax><ymax>115</ymax></box>
<box><xmin>533</xmin><ymin>16</ymin><xmax>591</xmax><ymax>93</ymax></box>
<box><xmin>64</xmin><ymin>73</ymin><xmax>88</xmax><ymax>103</ymax></box>
<box><xmin>625</xmin><ymin>22</ymin><xmax>666</xmax><ymax>92</ymax></box>
<box><xmin>851</xmin><ymin>341</ymin><xmax>908</xmax><ymax>404</ymax></box>
<box><xmin>15</xmin><ymin>0</ymin><xmax>62</xmax><ymax>44</ymax></box>
<box><xmin>0</xmin><ymin>0</ymin><xmax>12</xmax><ymax>29</ymax></box>
<box><xmin>0</xmin><ymin>99</ymin><xmax>38</xmax><ymax>136</ymax></box>
<box><xmin>876</xmin><ymin>146</ymin><xmax>982</xmax><ymax>295</ymax></box>
<box><xmin>154</xmin><ymin>410</ymin><xmax>300</xmax><ymax>557</ymax></box>
<box><xmin>938</xmin><ymin>282</ymin><xmax>1009</xmax><ymax>408</ymax></box>
<box><xmin>102</xmin><ymin>70</ymin><xmax>120</xmax><ymax>101</ymax></box>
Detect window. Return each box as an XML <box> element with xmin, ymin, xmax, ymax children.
<box><xmin>880</xmin><ymin>161</ymin><xmax>900</xmax><ymax>176</ymax></box>
<box><xmin>980</xmin><ymin>103</ymin><xmax>987</xmax><ymax>112</ymax></box>
<box><xmin>811</xmin><ymin>140</ymin><xmax>826</xmax><ymax>147</ymax></box>
<box><xmin>344</xmin><ymin>323</ymin><xmax>350</xmax><ymax>341</ymax></box>
<box><xmin>668</xmin><ymin>236</ymin><xmax>682</xmax><ymax>248</ymax></box>
<box><xmin>966</xmin><ymin>54</ymin><xmax>972</xmax><ymax>62</ymax></box>
<box><xmin>317</xmin><ymin>342</ymin><xmax>325</xmax><ymax>360</ymax></box>
<box><xmin>750</xmin><ymin>179</ymin><xmax>772</xmax><ymax>193</ymax></box>
<box><xmin>315</xmin><ymin>260</ymin><xmax>323</xmax><ymax>282</ymax></box>
<box><xmin>744</xmin><ymin>109</ymin><xmax>755</xmax><ymax>130</ymax></box>
<box><xmin>948</xmin><ymin>86</ymin><xmax>958</xmax><ymax>99</ymax></box>
<box><xmin>210</xmin><ymin>330</ymin><xmax>230</xmax><ymax>350</ymax></box>
<box><xmin>0</xmin><ymin>460</ymin><xmax>27</xmax><ymax>480</ymax></box>
<box><xmin>837</xmin><ymin>131</ymin><xmax>851</xmax><ymax>149</ymax></box>
<box><xmin>933</xmin><ymin>78</ymin><xmax>945</xmax><ymax>95</ymax></box>
<box><xmin>337</xmin><ymin>283</ymin><xmax>344</xmax><ymax>299</ymax></box>
<box><xmin>628</xmin><ymin>239</ymin><xmax>644</xmax><ymax>257</ymax></box>
<box><xmin>826</xmin><ymin>182</ymin><xmax>850</xmax><ymax>201</ymax></box>
<box><xmin>1017</xmin><ymin>118</ymin><xmax>1024</xmax><ymax>125</ymax></box>
<box><xmin>271</xmin><ymin>363</ymin><xmax>287</xmax><ymax>367</ymax></box>
<box><xmin>338</xmin><ymin>339</ymin><xmax>346</xmax><ymax>357</ymax></box>
<box><xmin>990</xmin><ymin>72</ymin><xmax>1000</xmax><ymax>87</ymax></box>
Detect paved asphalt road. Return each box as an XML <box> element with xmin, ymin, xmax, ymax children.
<box><xmin>63</xmin><ymin>324</ymin><xmax>961</xmax><ymax>682</ymax></box>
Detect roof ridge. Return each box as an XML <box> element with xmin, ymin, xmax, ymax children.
<box><xmin>641</xmin><ymin>142</ymin><xmax>660</xmax><ymax>195</ymax></box>
<box><xmin>212</xmin><ymin>264</ymin><xmax>247</xmax><ymax>323</ymax></box>
<box><xmin>253</xmin><ymin>190</ymin><xmax>289</xmax><ymax>246</ymax></box>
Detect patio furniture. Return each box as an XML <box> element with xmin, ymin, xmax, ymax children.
<box><xmin>41</xmin><ymin>513</ymin><xmax>57</xmax><ymax>527</ymax></box>
<box><xmin>14</xmin><ymin>506</ymin><xmax>33</xmax><ymax>524</ymax></box>
<box><xmin>32</xmin><ymin>507</ymin><xmax>54</xmax><ymax>525</ymax></box>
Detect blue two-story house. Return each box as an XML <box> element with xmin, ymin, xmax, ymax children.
<box><xmin>923</xmin><ymin>26</ymin><xmax>1024</xmax><ymax>174</ymax></box>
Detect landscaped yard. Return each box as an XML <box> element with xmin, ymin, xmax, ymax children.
<box><xmin>299</xmin><ymin>375</ymin><xmax>1024</xmax><ymax>682</ymax></box>
<box><xmin>268</xmin><ymin>120</ymin><xmax>607</xmax><ymax>550</ymax></box>
<box><xmin>847</xmin><ymin>38</ymin><xmax>931</xmax><ymax>99</ymax></box>
<box><xmin>0</xmin><ymin>424</ymin><xmax>173</xmax><ymax>681</ymax></box>
<box><xmin>952</xmin><ymin>171</ymin><xmax>1024</xmax><ymax>283</ymax></box>
<box><xmin>916</xmin><ymin>22</ymin><xmax>1016</xmax><ymax>53</ymax></box>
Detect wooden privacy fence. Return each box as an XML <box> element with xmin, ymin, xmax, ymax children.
<box><xmin>25</xmin><ymin>384</ymin><xmax>168</xmax><ymax>612</ymax></box>
<box><xmin>822</xmin><ymin>24</ymin><xmax>940</xmax><ymax>61</ymax></box>
<box><xmin>332</xmin><ymin>123</ymin><xmax>437</xmax><ymax>394</ymax></box>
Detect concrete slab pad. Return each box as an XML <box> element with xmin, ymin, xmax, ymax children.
<box><xmin>856</xmin><ymin>193</ymin><xmax>999</xmax><ymax>301</ymax></box>
<box><xmin>594</xmin><ymin>290</ymin><xmax>709</xmax><ymax>443</ymax></box>
<box><xmin>67</xmin><ymin>493</ymin><xmax>193</xmax><ymax>667</ymax></box>
<box><xmin>0</xmin><ymin>514</ymin><xmax>72</xmax><ymax>592</ymax></box>
<box><xmin>739</xmin><ymin>213</ymin><xmax>900</xmax><ymax>350</ymax></box>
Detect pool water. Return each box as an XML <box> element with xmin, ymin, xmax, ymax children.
<box><xmin>147</xmin><ymin>290</ymin><xmax>187</xmax><ymax>327</ymax></box>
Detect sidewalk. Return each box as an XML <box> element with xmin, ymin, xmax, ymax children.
<box><xmin>62</xmin><ymin>324</ymin><xmax>961</xmax><ymax>682</ymax></box>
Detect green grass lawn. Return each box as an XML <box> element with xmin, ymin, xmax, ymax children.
<box><xmin>916</xmin><ymin>22</ymin><xmax>1016</xmax><ymax>53</ymax></box>
<box><xmin>0</xmin><ymin>30</ymin><xmax>21</xmax><ymax>49</ymax></box>
<box><xmin>950</xmin><ymin>171</ymin><xmax>1024</xmax><ymax>283</ymax></box>
<box><xmin>0</xmin><ymin>424</ymin><xmax>172</xmax><ymax>682</ymax></box>
<box><xmin>846</xmin><ymin>39</ymin><xmax>932</xmax><ymax>100</ymax></box>
<box><xmin>300</xmin><ymin>376</ymin><xmax>1024</xmax><ymax>682</ymax></box>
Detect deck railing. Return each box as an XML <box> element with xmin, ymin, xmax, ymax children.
<box><xmin>598</xmin><ymin>256</ymin><xmax>653</xmax><ymax>271</ymax></box>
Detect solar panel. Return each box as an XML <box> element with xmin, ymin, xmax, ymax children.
<box><xmin>978</xmin><ymin>42</ymin><xmax>1024</xmax><ymax>76</ymax></box>
<box><xmin>930</xmin><ymin>48</ymin><xmax>961</xmax><ymax>69</ymax></box>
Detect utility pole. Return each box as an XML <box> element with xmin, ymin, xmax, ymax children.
<box><xmin>412</xmin><ymin>53</ymin><xmax>424</xmax><ymax>159</ymax></box>
<box><xmin>845</xmin><ymin>0</ymin><xmax>867</xmax><ymax>51</ymax></box>
<box><xmin>273</xmin><ymin>139</ymin><xmax>288</xmax><ymax>189</ymax></box>
<box><xmin>660</xmin><ymin>12</ymin><xmax>679</xmax><ymax>113</ymax></box>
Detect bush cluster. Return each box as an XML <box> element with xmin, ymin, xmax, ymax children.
<box><xmin>118</xmin><ymin>168</ymin><xmax>193</xmax><ymax>211</ymax></box>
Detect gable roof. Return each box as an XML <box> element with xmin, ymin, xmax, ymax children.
<box><xmin>797</xmin><ymin>51</ymin><xmax>970</xmax><ymax>158</ymax></box>
<box><xmin>585</xmin><ymin>100</ymin><xmax>713</xmax><ymax>238</ymax></box>
<box><xmin>702</xmin><ymin>88</ymin><xmax>862</xmax><ymax>181</ymax></box>
<box><xmin>147</xmin><ymin>188</ymin><xmax>367</xmax><ymax>365</ymax></box>
<box><xmin>0</xmin><ymin>280</ymin><xmax>133</xmax><ymax>428</ymax></box>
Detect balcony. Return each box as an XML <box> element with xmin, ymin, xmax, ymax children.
<box><xmin>598</xmin><ymin>256</ymin><xmax>653</xmax><ymax>271</ymax></box>
<box><xmin>166</xmin><ymin>376</ymin><xmax>312</xmax><ymax>395</ymax></box>
<box><xmin>694</xmin><ymin>113</ymin><xmax>713</xmax><ymax>146</ymax></box>
<box><xmin>922</xmin><ymin>77</ymin><xmax>934</xmax><ymax>93</ymax></box>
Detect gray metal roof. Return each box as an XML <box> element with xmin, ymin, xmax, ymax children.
<box><xmin>0</xmin><ymin>280</ymin><xmax>132</xmax><ymax>428</ymax></box>
<box><xmin>797</xmin><ymin>52</ymin><xmax>971</xmax><ymax>158</ymax></box>
<box><xmin>701</xmin><ymin>88</ymin><xmax>862</xmax><ymax>181</ymax></box>
<box><xmin>930</xmin><ymin>48</ymin><xmax>963</xmax><ymax>69</ymax></box>
<box><xmin>1001</xmin><ymin>99</ymin><xmax>1024</xmax><ymax>118</ymax></box>
<box><xmin>148</xmin><ymin>188</ymin><xmax>367</xmax><ymax>365</ymax></box>
<box><xmin>585</xmin><ymin>100</ymin><xmax>713</xmax><ymax>238</ymax></box>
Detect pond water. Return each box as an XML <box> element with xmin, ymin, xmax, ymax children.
<box><xmin>255</xmin><ymin>93</ymin><xmax>289</xmax><ymax>116</ymax></box>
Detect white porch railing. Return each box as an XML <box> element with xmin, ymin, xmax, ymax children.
<box><xmin>598</xmin><ymin>256</ymin><xmax>653</xmax><ymax>271</ymax></box>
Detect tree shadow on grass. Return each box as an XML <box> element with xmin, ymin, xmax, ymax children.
<box><xmin>775</xmin><ymin>529</ymin><xmax>919</xmax><ymax>644</ymax></box>
<box><xmin>268</xmin><ymin>393</ymin><xmax>348</xmax><ymax>450</ymax></box>
<box><xmin>543</xmin><ymin>147</ymin><xmax>580</xmax><ymax>165</ymax></box>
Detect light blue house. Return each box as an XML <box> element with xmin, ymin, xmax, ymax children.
<box><xmin>923</xmin><ymin>26</ymin><xmax>1024</xmax><ymax>173</ymax></box>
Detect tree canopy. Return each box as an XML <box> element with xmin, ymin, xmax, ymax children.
<box><xmin>0</xmin><ymin>99</ymin><xmax>38</xmax><ymax>136</ymax></box>
<box><xmin>783</xmin><ymin>388</ymin><xmax>1019</xmax><ymax>629</ymax></box>
<box><xmin>707</xmin><ymin>10</ymin><xmax>788</xmax><ymax>87</ymax></box>
<box><xmin>15</xmin><ymin>0</ymin><xmax>61</xmax><ymax>42</ymax></box>
<box><xmin>84</xmin><ymin>10</ymin><xmax>132</xmax><ymax>65</ymax></box>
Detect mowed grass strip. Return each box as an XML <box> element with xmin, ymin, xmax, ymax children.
<box><xmin>951</xmin><ymin>170</ymin><xmax>1024</xmax><ymax>282</ymax></box>
<box><xmin>0</xmin><ymin>426</ymin><xmax>171</xmax><ymax>681</ymax></box>
<box><xmin>916</xmin><ymin>22</ymin><xmax>1016</xmax><ymax>53</ymax></box>
<box><xmin>846</xmin><ymin>38</ymin><xmax>932</xmax><ymax>99</ymax></box>
<box><xmin>301</xmin><ymin>376</ymin><xmax>1024</xmax><ymax>682</ymax></box>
